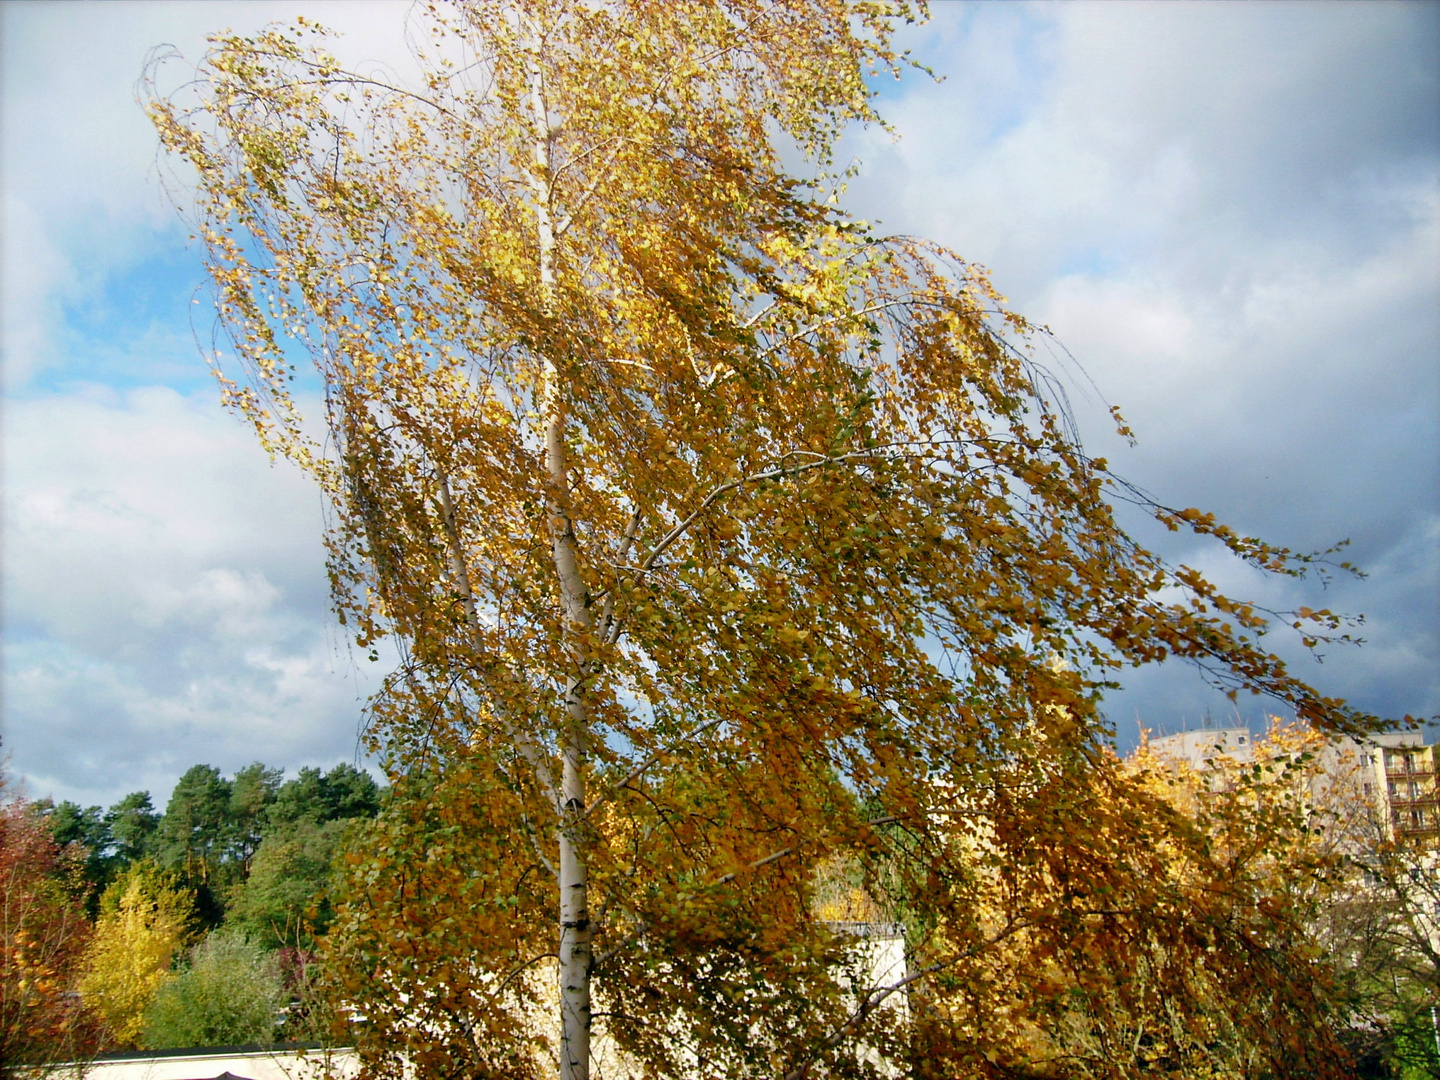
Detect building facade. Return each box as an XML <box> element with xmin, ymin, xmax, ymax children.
<box><xmin>1146</xmin><ymin>725</ymin><xmax>1440</xmax><ymax>848</ymax></box>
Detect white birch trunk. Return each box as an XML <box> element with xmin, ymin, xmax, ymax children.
<box><xmin>525</xmin><ymin>19</ymin><xmax>594</xmax><ymax>1080</ymax></box>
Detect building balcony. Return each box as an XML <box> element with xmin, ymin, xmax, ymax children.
<box><xmin>1397</xmin><ymin>825</ymin><xmax>1440</xmax><ymax>839</ymax></box>
<box><xmin>1386</xmin><ymin>762</ymin><xmax>1435</xmax><ymax>778</ymax></box>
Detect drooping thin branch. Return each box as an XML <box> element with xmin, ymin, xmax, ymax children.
<box><xmin>480</xmin><ymin>949</ymin><xmax>563</xmax><ymax>1012</ymax></box>
<box><xmin>553</xmin><ymin>137</ymin><xmax>635</xmax><ymax>239</ymax></box>
<box><xmin>626</xmin><ymin>439</ymin><xmax>982</xmax><ymax>583</ymax></box>
<box><xmin>435</xmin><ymin>467</ymin><xmax>562</xmax><ymax>813</ymax></box>
<box><xmin>598</xmin><ymin>509</ymin><xmax>642</xmax><ymax>647</ymax></box>
<box><xmin>749</xmin><ymin>297</ymin><xmax>917</xmax><ymax>368</ymax></box>
<box><xmin>590</xmin><ymin>840</ymin><xmax>801</xmax><ymax>970</ymax></box>
<box><xmin>521</xmin><ymin>810</ymin><xmax>559</xmax><ymax>882</ymax></box>
<box><xmin>782</xmin><ymin>917</ymin><xmax>1031</xmax><ymax>1080</ymax></box>
<box><xmin>584</xmin><ymin>716</ymin><xmax>727</xmax><ymax>819</ymax></box>
<box><xmin>592</xmin><ymin>812</ymin><xmax>909</xmax><ymax>971</ymax></box>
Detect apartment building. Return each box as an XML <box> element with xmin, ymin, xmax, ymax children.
<box><xmin>1363</xmin><ymin>732</ymin><xmax>1439</xmax><ymax>844</ymax></box>
<box><xmin>1145</xmin><ymin>726</ymin><xmax>1440</xmax><ymax>847</ymax></box>
<box><xmin>1145</xmin><ymin>726</ymin><xmax>1255</xmax><ymax>770</ymax></box>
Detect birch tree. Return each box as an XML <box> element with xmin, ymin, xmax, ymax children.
<box><xmin>148</xmin><ymin>3</ymin><xmax>1385</xmax><ymax>1076</ymax></box>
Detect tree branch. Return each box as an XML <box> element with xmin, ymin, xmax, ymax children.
<box><xmin>783</xmin><ymin>918</ymin><xmax>1030</xmax><ymax>1080</ymax></box>
<box><xmin>585</xmin><ymin>717</ymin><xmax>727</xmax><ymax>820</ymax></box>
<box><xmin>435</xmin><ymin>467</ymin><xmax>562</xmax><ymax>813</ymax></box>
<box><xmin>628</xmin><ymin>439</ymin><xmax>980</xmax><ymax>583</ymax></box>
<box><xmin>599</xmin><ymin>510</ymin><xmax>642</xmax><ymax>647</ymax></box>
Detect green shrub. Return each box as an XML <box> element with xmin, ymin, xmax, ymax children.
<box><xmin>142</xmin><ymin>930</ymin><xmax>283</xmax><ymax>1048</ymax></box>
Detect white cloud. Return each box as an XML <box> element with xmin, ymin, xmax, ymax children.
<box><xmin>1</xmin><ymin>1</ymin><xmax>1435</xmax><ymax>806</ymax></box>
<box><xmin>854</xmin><ymin>2</ymin><xmax>1438</xmax><ymax>287</ymax></box>
<box><xmin>0</xmin><ymin>1</ymin><xmax>425</xmax><ymax>806</ymax></box>
<box><xmin>2</xmin><ymin>388</ymin><xmax>379</xmax><ymax>808</ymax></box>
<box><xmin>844</xmin><ymin>2</ymin><xmax>1440</xmax><ymax>736</ymax></box>
<box><xmin>0</xmin><ymin>0</ymin><xmax>417</xmax><ymax>391</ymax></box>
<box><xmin>0</xmin><ymin>194</ymin><xmax>71</xmax><ymax>387</ymax></box>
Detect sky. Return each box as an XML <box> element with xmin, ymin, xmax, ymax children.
<box><xmin>3</xmin><ymin>1</ymin><xmax>1437</xmax><ymax>813</ymax></box>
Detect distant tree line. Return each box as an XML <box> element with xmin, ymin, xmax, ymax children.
<box><xmin>7</xmin><ymin>746</ymin><xmax>1439</xmax><ymax>1077</ymax></box>
<box><xmin>2</xmin><ymin>762</ymin><xmax>382</xmax><ymax>1066</ymax></box>
<box><xmin>45</xmin><ymin>761</ymin><xmax>379</xmax><ymax>932</ymax></box>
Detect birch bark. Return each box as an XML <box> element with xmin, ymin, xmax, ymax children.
<box><xmin>149</xmin><ymin>6</ymin><xmax>1381</xmax><ymax>1076</ymax></box>
<box><xmin>525</xmin><ymin>18</ymin><xmax>595</xmax><ymax>1080</ymax></box>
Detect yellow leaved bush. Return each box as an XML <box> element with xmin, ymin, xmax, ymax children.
<box><xmin>78</xmin><ymin>865</ymin><xmax>191</xmax><ymax>1047</ymax></box>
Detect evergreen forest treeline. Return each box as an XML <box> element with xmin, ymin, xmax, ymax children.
<box><xmin>44</xmin><ymin>762</ymin><xmax>382</xmax><ymax>935</ymax></box>
<box><xmin>3</xmin><ymin>762</ymin><xmax>382</xmax><ymax>1063</ymax></box>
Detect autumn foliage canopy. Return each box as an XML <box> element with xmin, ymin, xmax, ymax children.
<box><xmin>147</xmin><ymin>2</ymin><xmax>1382</xmax><ymax>1077</ymax></box>
<box><xmin>1</xmin><ymin>785</ymin><xmax>102</xmax><ymax>1066</ymax></box>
